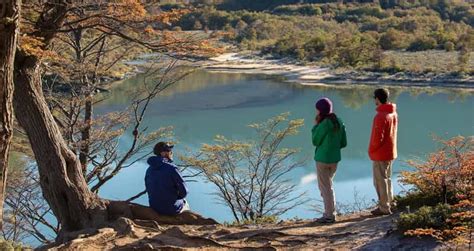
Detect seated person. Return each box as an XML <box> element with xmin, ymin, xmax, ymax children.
<box><xmin>145</xmin><ymin>142</ymin><xmax>189</xmax><ymax>215</ymax></box>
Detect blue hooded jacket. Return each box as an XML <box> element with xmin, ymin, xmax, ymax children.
<box><xmin>145</xmin><ymin>156</ymin><xmax>188</xmax><ymax>215</ymax></box>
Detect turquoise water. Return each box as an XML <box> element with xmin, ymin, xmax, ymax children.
<box><xmin>95</xmin><ymin>70</ymin><xmax>474</xmax><ymax>222</ymax></box>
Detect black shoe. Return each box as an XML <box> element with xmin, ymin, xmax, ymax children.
<box><xmin>315</xmin><ymin>217</ymin><xmax>336</xmax><ymax>224</ymax></box>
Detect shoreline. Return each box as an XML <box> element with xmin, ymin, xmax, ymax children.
<box><xmin>201</xmin><ymin>52</ymin><xmax>474</xmax><ymax>90</ymax></box>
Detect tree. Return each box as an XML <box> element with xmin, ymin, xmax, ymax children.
<box><xmin>324</xmin><ymin>32</ymin><xmax>380</xmax><ymax>67</ymax></box>
<box><xmin>0</xmin><ymin>0</ymin><xmax>20</xmax><ymax>229</ymax></box>
<box><xmin>182</xmin><ymin>113</ymin><xmax>308</xmax><ymax>223</ymax></box>
<box><xmin>9</xmin><ymin>0</ymin><xmax>218</xmax><ymax>237</ymax></box>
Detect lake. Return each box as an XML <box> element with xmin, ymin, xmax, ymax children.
<box><xmin>95</xmin><ymin>70</ymin><xmax>474</xmax><ymax>223</ymax></box>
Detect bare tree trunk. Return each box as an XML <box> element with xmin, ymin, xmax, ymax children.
<box><xmin>0</xmin><ymin>0</ymin><xmax>20</xmax><ymax>230</ymax></box>
<box><xmin>13</xmin><ymin>53</ymin><xmax>108</xmax><ymax>233</ymax></box>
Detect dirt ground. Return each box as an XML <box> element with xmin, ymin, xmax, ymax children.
<box><xmin>46</xmin><ymin>211</ymin><xmax>446</xmax><ymax>250</ymax></box>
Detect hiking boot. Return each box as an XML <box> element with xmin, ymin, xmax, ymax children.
<box><xmin>315</xmin><ymin>217</ymin><xmax>336</xmax><ymax>224</ymax></box>
<box><xmin>370</xmin><ymin>208</ymin><xmax>392</xmax><ymax>216</ymax></box>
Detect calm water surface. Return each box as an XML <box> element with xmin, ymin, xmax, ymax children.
<box><xmin>95</xmin><ymin>70</ymin><xmax>474</xmax><ymax>222</ymax></box>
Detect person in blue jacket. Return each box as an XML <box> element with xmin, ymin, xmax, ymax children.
<box><xmin>145</xmin><ymin>142</ymin><xmax>189</xmax><ymax>215</ymax></box>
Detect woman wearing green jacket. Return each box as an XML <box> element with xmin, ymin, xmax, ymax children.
<box><xmin>312</xmin><ymin>97</ymin><xmax>347</xmax><ymax>223</ymax></box>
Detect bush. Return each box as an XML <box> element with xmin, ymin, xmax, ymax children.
<box><xmin>336</xmin><ymin>6</ymin><xmax>390</xmax><ymax>23</ymax></box>
<box><xmin>172</xmin><ymin>26</ymin><xmax>182</xmax><ymax>32</ymax></box>
<box><xmin>397</xmin><ymin>204</ymin><xmax>453</xmax><ymax>232</ymax></box>
<box><xmin>407</xmin><ymin>37</ymin><xmax>437</xmax><ymax>51</ymax></box>
<box><xmin>400</xmin><ymin>136</ymin><xmax>473</xmax><ymax>202</ymax></box>
<box><xmin>379</xmin><ymin>28</ymin><xmax>409</xmax><ymax>50</ymax></box>
<box><xmin>395</xmin><ymin>192</ymin><xmax>444</xmax><ymax>211</ymax></box>
<box><xmin>398</xmin><ymin>136</ymin><xmax>474</xmax><ymax>244</ymax></box>
<box><xmin>302</xmin><ymin>35</ymin><xmax>327</xmax><ymax>61</ymax></box>
<box><xmin>0</xmin><ymin>240</ymin><xmax>26</xmax><ymax>251</ymax></box>
<box><xmin>266</xmin><ymin>36</ymin><xmax>304</xmax><ymax>59</ymax></box>
<box><xmin>159</xmin><ymin>3</ymin><xmax>186</xmax><ymax>11</ymax></box>
<box><xmin>272</xmin><ymin>4</ymin><xmax>323</xmax><ymax>16</ymax></box>
<box><xmin>444</xmin><ymin>41</ymin><xmax>455</xmax><ymax>51</ymax></box>
<box><xmin>325</xmin><ymin>32</ymin><xmax>380</xmax><ymax>67</ymax></box>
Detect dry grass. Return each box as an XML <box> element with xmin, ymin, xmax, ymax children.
<box><xmin>384</xmin><ymin>50</ymin><xmax>474</xmax><ymax>73</ymax></box>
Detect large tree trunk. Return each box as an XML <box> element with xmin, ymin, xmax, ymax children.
<box><xmin>0</xmin><ymin>0</ymin><xmax>20</xmax><ymax>229</ymax></box>
<box><xmin>13</xmin><ymin>52</ymin><xmax>108</xmax><ymax>233</ymax></box>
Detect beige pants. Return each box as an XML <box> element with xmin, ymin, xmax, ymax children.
<box><xmin>373</xmin><ymin>161</ymin><xmax>393</xmax><ymax>213</ymax></box>
<box><xmin>316</xmin><ymin>162</ymin><xmax>338</xmax><ymax>220</ymax></box>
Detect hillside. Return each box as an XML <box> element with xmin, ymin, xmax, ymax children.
<box><xmin>47</xmin><ymin>211</ymin><xmax>441</xmax><ymax>250</ymax></box>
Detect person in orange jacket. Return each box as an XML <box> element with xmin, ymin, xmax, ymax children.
<box><xmin>369</xmin><ymin>88</ymin><xmax>398</xmax><ymax>215</ymax></box>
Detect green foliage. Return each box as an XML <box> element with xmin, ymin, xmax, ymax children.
<box><xmin>0</xmin><ymin>240</ymin><xmax>27</xmax><ymax>251</ymax></box>
<box><xmin>395</xmin><ymin>192</ymin><xmax>446</xmax><ymax>211</ymax></box>
<box><xmin>407</xmin><ymin>36</ymin><xmax>437</xmax><ymax>51</ymax></box>
<box><xmin>397</xmin><ymin>204</ymin><xmax>453</xmax><ymax>232</ymax></box>
<box><xmin>335</xmin><ymin>6</ymin><xmax>390</xmax><ymax>23</ymax></box>
<box><xmin>379</xmin><ymin>28</ymin><xmax>409</xmax><ymax>50</ymax></box>
<box><xmin>159</xmin><ymin>3</ymin><xmax>186</xmax><ymax>11</ymax></box>
<box><xmin>272</xmin><ymin>4</ymin><xmax>323</xmax><ymax>16</ymax></box>
<box><xmin>325</xmin><ymin>32</ymin><xmax>380</xmax><ymax>67</ymax></box>
<box><xmin>302</xmin><ymin>35</ymin><xmax>327</xmax><ymax>61</ymax></box>
<box><xmin>176</xmin><ymin>2</ymin><xmax>473</xmax><ymax>72</ymax></box>
<box><xmin>444</xmin><ymin>41</ymin><xmax>455</xmax><ymax>51</ymax></box>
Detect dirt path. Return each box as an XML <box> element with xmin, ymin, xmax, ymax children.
<box><xmin>49</xmin><ymin>212</ymin><xmax>440</xmax><ymax>250</ymax></box>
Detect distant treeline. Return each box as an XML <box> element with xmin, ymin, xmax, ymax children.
<box><xmin>167</xmin><ymin>1</ymin><xmax>473</xmax><ymax>72</ymax></box>
<box><xmin>163</xmin><ymin>0</ymin><xmax>472</xmax><ymax>14</ymax></box>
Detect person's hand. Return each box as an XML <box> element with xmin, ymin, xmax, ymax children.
<box><xmin>314</xmin><ymin>115</ymin><xmax>321</xmax><ymax>125</ymax></box>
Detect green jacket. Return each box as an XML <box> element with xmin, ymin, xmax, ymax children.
<box><xmin>311</xmin><ymin>117</ymin><xmax>347</xmax><ymax>164</ymax></box>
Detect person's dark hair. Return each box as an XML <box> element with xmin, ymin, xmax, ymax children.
<box><xmin>374</xmin><ymin>88</ymin><xmax>389</xmax><ymax>104</ymax></box>
<box><xmin>153</xmin><ymin>142</ymin><xmax>174</xmax><ymax>155</ymax></box>
<box><xmin>319</xmin><ymin>113</ymin><xmax>340</xmax><ymax>131</ymax></box>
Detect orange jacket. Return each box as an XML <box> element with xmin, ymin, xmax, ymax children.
<box><xmin>368</xmin><ymin>103</ymin><xmax>398</xmax><ymax>161</ymax></box>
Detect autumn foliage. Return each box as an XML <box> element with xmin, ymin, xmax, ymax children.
<box><xmin>397</xmin><ymin>136</ymin><xmax>473</xmax><ymax>244</ymax></box>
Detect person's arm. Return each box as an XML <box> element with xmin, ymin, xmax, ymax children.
<box><xmin>369</xmin><ymin>115</ymin><xmax>386</xmax><ymax>153</ymax></box>
<box><xmin>312</xmin><ymin>120</ymin><xmax>329</xmax><ymax>147</ymax></box>
<box><xmin>172</xmin><ymin>167</ymin><xmax>188</xmax><ymax>199</ymax></box>
<box><xmin>340</xmin><ymin>123</ymin><xmax>347</xmax><ymax>149</ymax></box>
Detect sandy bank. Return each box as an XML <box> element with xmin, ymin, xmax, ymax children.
<box><xmin>203</xmin><ymin>53</ymin><xmax>474</xmax><ymax>90</ymax></box>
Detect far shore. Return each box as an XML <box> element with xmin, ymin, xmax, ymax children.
<box><xmin>201</xmin><ymin>52</ymin><xmax>474</xmax><ymax>90</ymax></box>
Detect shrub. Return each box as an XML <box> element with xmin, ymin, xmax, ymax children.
<box><xmin>398</xmin><ymin>136</ymin><xmax>473</xmax><ymax>244</ymax></box>
<box><xmin>302</xmin><ymin>35</ymin><xmax>327</xmax><ymax>61</ymax></box>
<box><xmin>325</xmin><ymin>32</ymin><xmax>380</xmax><ymax>67</ymax></box>
<box><xmin>407</xmin><ymin>37</ymin><xmax>437</xmax><ymax>51</ymax></box>
<box><xmin>266</xmin><ymin>37</ymin><xmax>304</xmax><ymax>59</ymax></box>
<box><xmin>379</xmin><ymin>28</ymin><xmax>409</xmax><ymax>50</ymax></box>
<box><xmin>444</xmin><ymin>41</ymin><xmax>455</xmax><ymax>51</ymax></box>
<box><xmin>400</xmin><ymin>136</ymin><xmax>473</xmax><ymax>203</ymax></box>
<box><xmin>398</xmin><ymin>204</ymin><xmax>453</xmax><ymax>232</ymax></box>
<box><xmin>336</xmin><ymin>6</ymin><xmax>390</xmax><ymax>23</ymax></box>
<box><xmin>159</xmin><ymin>3</ymin><xmax>186</xmax><ymax>11</ymax></box>
<box><xmin>171</xmin><ymin>26</ymin><xmax>182</xmax><ymax>32</ymax></box>
<box><xmin>272</xmin><ymin>4</ymin><xmax>323</xmax><ymax>16</ymax></box>
<box><xmin>398</xmin><ymin>201</ymin><xmax>473</xmax><ymax>244</ymax></box>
